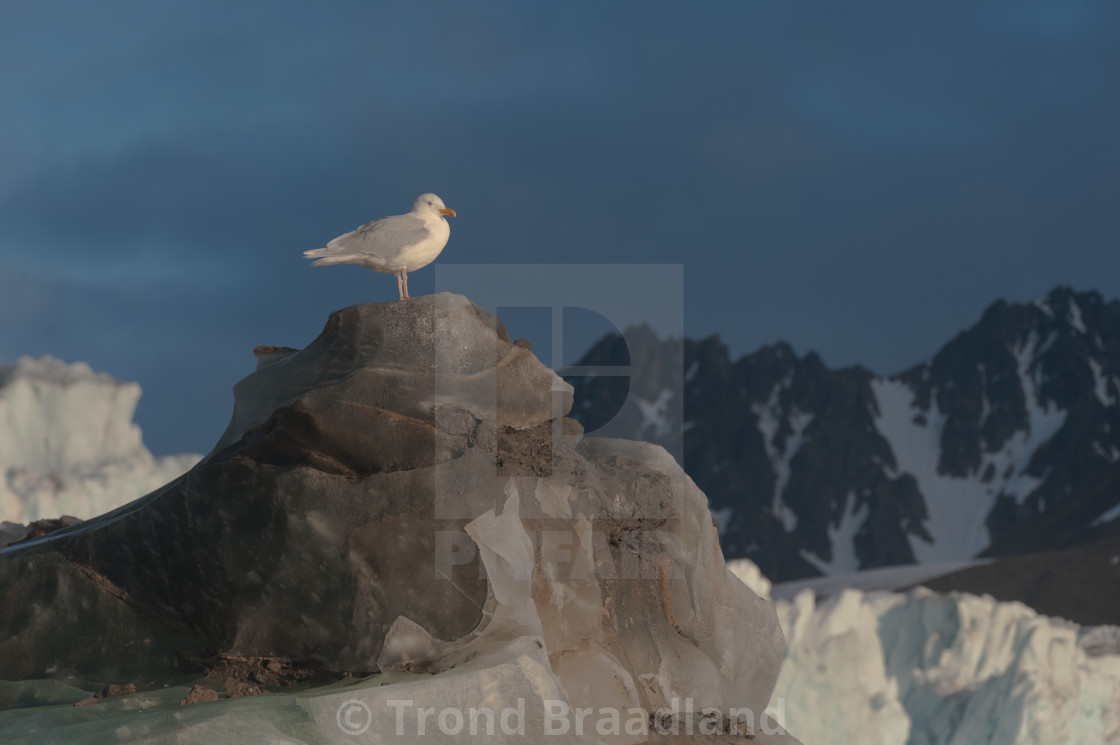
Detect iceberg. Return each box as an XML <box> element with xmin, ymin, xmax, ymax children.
<box><xmin>0</xmin><ymin>296</ymin><xmax>801</xmax><ymax>744</ymax></box>
<box><xmin>0</xmin><ymin>356</ymin><xmax>200</xmax><ymax>526</ymax></box>
<box><xmin>748</xmin><ymin>556</ymin><xmax>1120</xmax><ymax>745</ymax></box>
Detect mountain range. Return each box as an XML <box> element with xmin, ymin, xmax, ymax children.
<box><xmin>565</xmin><ymin>287</ymin><xmax>1120</xmax><ymax>583</ymax></box>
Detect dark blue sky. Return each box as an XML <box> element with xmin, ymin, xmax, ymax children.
<box><xmin>2</xmin><ymin>1</ymin><xmax>1118</xmax><ymax>455</ymax></box>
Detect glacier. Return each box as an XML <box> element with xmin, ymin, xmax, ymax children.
<box><xmin>0</xmin><ymin>356</ymin><xmax>200</xmax><ymax>526</ymax></box>
<box><xmin>728</xmin><ymin>559</ymin><xmax>1120</xmax><ymax>745</ymax></box>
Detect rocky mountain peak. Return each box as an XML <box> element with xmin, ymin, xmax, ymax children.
<box><xmin>569</xmin><ymin>287</ymin><xmax>1120</xmax><ymax>582</ymax></box>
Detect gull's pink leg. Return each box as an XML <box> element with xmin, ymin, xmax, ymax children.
<box><xmin>396</xmin><ymin>272</ymin><xmax>405</xmax><ymax>301</ymax></box>
<box><xmin>402</xmin><ymin>269</ymin><xmax>411</xmax><ymax>300</ymax></box>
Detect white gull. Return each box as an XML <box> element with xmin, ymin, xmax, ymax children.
<box><xmin>303</xmin><ymin>193</ymin><xmax>456</xmax><ymax>300</ymax></box>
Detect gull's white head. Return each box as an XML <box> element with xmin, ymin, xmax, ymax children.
<box><xmin>413</xmin><ymin>193</ymin><xmax>456</xmax><ymax>218</ymax></box>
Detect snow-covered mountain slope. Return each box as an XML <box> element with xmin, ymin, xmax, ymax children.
<box><xmin>567</xmin><ymin>287</ymin><xmax>1120</xmax><ymax>582</ymax></box>
<box><xmin>730</xmin><ymin>558</ymin><xmax>1120</xmax><ymax>745</ymax></box>
<box><xmin>0</xmin><ymin>356</ymin><xmax>200</xmax><ymax>525</ymax></box>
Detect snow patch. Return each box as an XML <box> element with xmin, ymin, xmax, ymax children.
<box><xmin>1032</xmin><ymin>293</ymin><xmax>1054</xmax><ymax>318</ymax></box>
<box><xmin>1005</xmin><ymin>332</ymin><xmax>1069</xmax><ymax>503</ymax></box>
<box><xmin>1089</xmin><ymin>358</ymin><xmax>1115</xmax><ymax>407</ymax></box>
<box><xmin>752</xmin><ymin>377</ymin><xmax>813</xmax><ymax>532</ymax></box>
<box><xmin>871</xmin><ymin>379</ymin><xmax>997</xmax><ymax>563</ymax></box>
<box><xmin>1035</xmin><ymin>329</ymin><xmax>1058</xmax><ymax>357</ymax></box>
<box><xmin>870</xmin><ymin>331</ymin><xmax>1069</xmax><ymax>563</ymax></box>
<box><xmin>1091</xmin><ymin>501</ymin><xmax>1120</xmax><ymax>528</ymax></box>
<box><xmin>1068</xmin><ymin>298</ymin><xmax>1087</xmax><ymax>334</ymax></box>
<box><xmin>799</xmin><ymin>491</ymin><xmax>868</xmax><ymax>575</ymax></box>
<box><xmin>1092</xmin><ymin>442</ymin><xmax>1120</xmax><ymax>462</ymax></box>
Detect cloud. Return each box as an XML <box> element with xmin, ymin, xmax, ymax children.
<box><xmin>1</xmin><ymin>0</ymin><xmax>1119</xmax><ymax>453</ymax></box>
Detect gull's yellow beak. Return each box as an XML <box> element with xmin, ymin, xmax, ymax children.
<box><xmin>439</xmin><ymin>207</ymin><xmax>456</xmax><ymax>217</ymax></box>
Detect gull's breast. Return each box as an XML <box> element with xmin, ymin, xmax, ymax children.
<box><xmin>394</xmin><ymin>218</ymin><xmax>450</xmax><ymax>272</ymax></box>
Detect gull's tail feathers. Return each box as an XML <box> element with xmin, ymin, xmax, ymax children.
<box><xmin>303</xmin><ymin>247</ymin><xmax>358</xmax><ymax>267</ymax></box>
